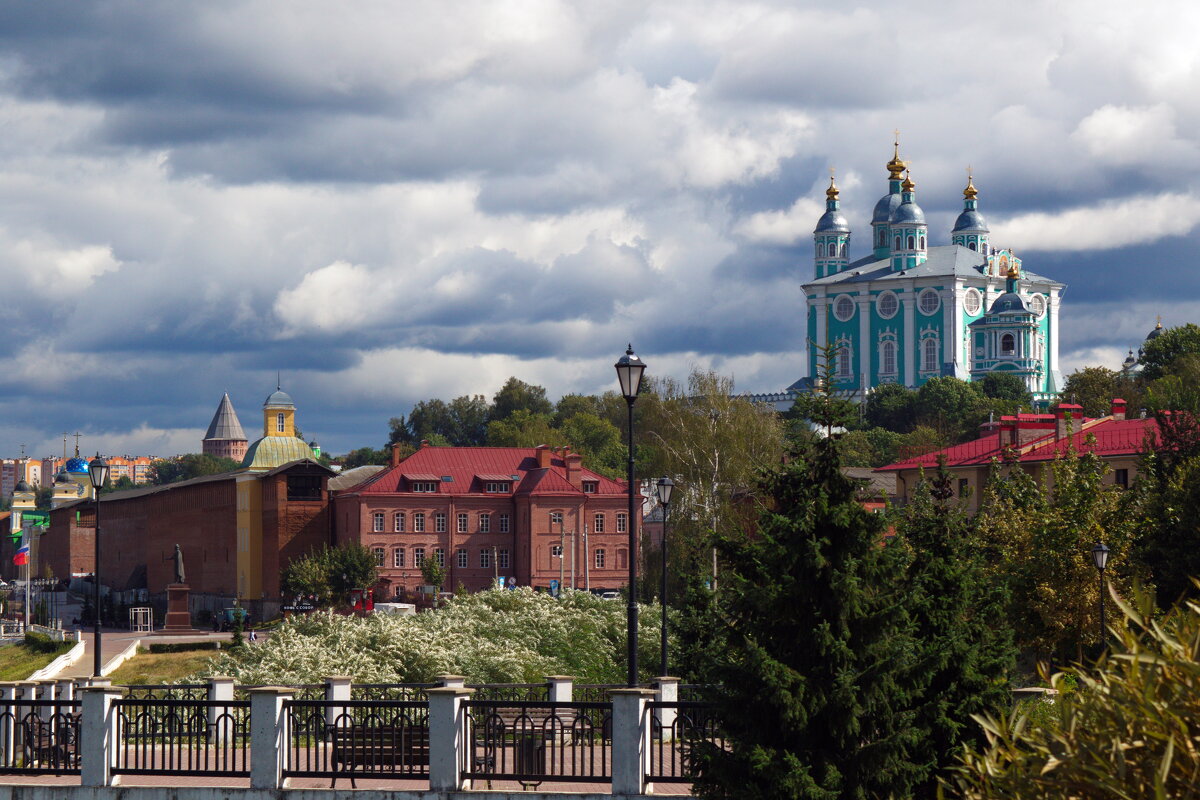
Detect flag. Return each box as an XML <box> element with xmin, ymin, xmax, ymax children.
<box><xmin>12</xmin><ymin>543</ymin><xmax>29</xmax><ymax>566</ymax></box>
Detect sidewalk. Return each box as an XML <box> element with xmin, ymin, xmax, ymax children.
<box><xmin>54</xmin><ymin>628</ymin><xmax>235</xmax><ymax>679</ymax></box>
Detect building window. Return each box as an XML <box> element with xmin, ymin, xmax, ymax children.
<box><xmin>836</xmin><ymin>341</ymin><xmax>852</xmax><ymax>378</ymax></box>
<box><xmin>498</xmin><ymin>549</ymin><xmax>510</xmax><ymax>569</ymax></box>
<box><xmin>616</xmin><ymin>513</ymin><xmax>627</xmax><ymax>533</ymax></box>
<box><xmin>880</xmin><ymin>341</ymin><xmax>897</xmax><ymax>375</ymax></box>
<box><xmin>594</xmin><ymin>513</ymin><xmax>605</xmax><ymax>533</ymax></box>
<box><xmin>964</xmin><ymin>288</ymin><xmax>982</xmax><ymax>316</ymax></box>
<box><xmin>371</xmin><ymin>512</ymin><xmax>384</xmax><ymax>532</ymax></box>
<box><xmin>918</xmin><ymin>235</ymin><xmax>925</xmax><ymax>250</ymax></box>
<box><xmin>372</xmin><ymin>547</ymin><xmax>385</xmax><ymax>567</ymax></box>
<box><xmin>907</xmin><ymin>235</ymin><xmax>915</xmax><ymax>250</ymax></box>
<box><xmin>394</xmin><ymin>512</ymin><xmax>405</xmax><ymax>532</ymax></box>
<box><xmin>968</xmin><ymin>241</ymin><xmax>977</xmax><ymax>251</ymax></box>
<box><xmin>457</xmin><ymin>513</ymin><xmax>468</xmax><ymax>533</ymax></box>
<box><xmin>411</xmin><ymin>481</ymin><xmax>438</xmax><ymax>493</ymax></box>
<box><xmin>480</xmin><ymin>549</ymin><xmax>492</xmax><ymax>568</ymax></box>
<box><xmin>393</xmin><ymin>548</ymin><xmax>405</xmax><ymax>568</ymax></box>
<box><xmin>958</xmin><ymin>478</ymin><xmax>969</xmax><ymax>497</ymax></box>
<box><xmin>894</xmin><ymin>235</ymin><xmax>901</xmax><ymax>250</ymax></box>
<box><xmin>414</xmin><ymin>548</ymin><xmax>426</xmax><ymax>567</ymax></box>
<box><xmin>1029</xmin><ymin>294</ymin><xmax>1046</xmax><ymax>317</ymax></box>
<box><xmin>922</xmin><ymin>338</ymin><xmax>939</xmax><ymax>372</ymax></box>
<box><xmin>414</xmin><ymin>513</ymin><xmax>425</xmax><ymax>532</ymax></box>
<box><xmin>287</xmin><ymin>475</ymin><xmax>322</xmax><ymax>501</ymax></box>
<box><xmin>435</xmin><ymin>513</ymin><xmax>446</xmax><ymax>533</ymax></box>
<box><xmin>499</xmin><ymin>514</ymin><xmax>510</xmax><ymax>533</ymax></box>
<box><xmin>434</xmin><ymin>548</ymin><xmax>445</xmax><ymax>567</ymax></box>
<box><xmin>918</xmin><ymin>288</ymin><xmax>941</xmax><ymax>315</ymax></box>
<box><xmin>833</xmin><ymin>294</ymin><xmax>855</xmax><ymax>322</ymax></box>
<box><xmin>479</xmin><ymin>513</ymin><xmax>490</xmax><ymax>533</ymax></box>
<box><xmin>551</xmin><ymin>544</ymin><xmax>563</xmax><ymax>558</ymax></box>
<box><xmin>583</xmin><ymin>481</ymin><xmax>598</xmax><ymax>494</ymax></box>
<box><xmin>550</xmin><ymin>511</ymin><xmax>563</xmax><ymax>526</ymax></box>
<box><xmin>876</xmin><ymin>291</ymin><xmax>898</xmax><ymax>319</ymax></box>
<box><xmin>594</xmin><ymin>549</ymin><xmax>606</xmax><ymax>569</ymax></box>
<box><xmin>276</xmin><ymin>413</ymin><xmax>285</xmax><ymax>433</ymax></box>
<box><xmin>485</xmin><ymin>482</ymin><xmax>511</xmax><ymax>493</ymax></box>
<box><xmin>457</xmin><ymin>548</ymin><xmax>468</xmax><ymax>568</ymax></box>
<box><xmin>1001</xmin><ymin>333</ymin><xmax>1016</xmax><ymax>355</ymax></box>
<box><xmin>1115</xmin><ymin>468</ymin><xmax>1129</xmax><ymax>488</ymax></box>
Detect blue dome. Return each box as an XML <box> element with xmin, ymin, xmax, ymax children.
<box><xmin>889</xmin><ymin>199</ymin><xmax>926</xmax><ymax>225</ymax></box>
<box><xmin>872</xmin><ymin>192</ymin><xmax>902</xmax><ymax>225</ymax></box>
<box><xmin>814</xmin><ymin>209</ymin><xmax>850</xmax><ymax>233</ymax></box>
<box><xmin>952</xmin><ymin>209</ymin><xmax>988</xmax><ymax>232</ymax></box>
<box><xmin>65</xmin><ymin>457</ymin><xmax>88</xmax><ymax>474</ymax></box>
<box><xmin>264</xmin><ymin>389</ymin><xmax>295</xmax><ymax>408</ymax></box>
<box><xmin>989</xmin><ymin>292</ymin><xmax>1029</xmax><ymax>315</ymax></box>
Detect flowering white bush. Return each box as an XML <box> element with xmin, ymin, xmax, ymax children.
<box><xmin>199</xmin><ymin>588</ymin><xmax>672</xmax><ymax>685</ymax></box>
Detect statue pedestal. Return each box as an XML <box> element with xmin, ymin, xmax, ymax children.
<box><xmin>158</xmin><ymin>583</ymin><xmax>195</xmax><ymax>634</ymax></box>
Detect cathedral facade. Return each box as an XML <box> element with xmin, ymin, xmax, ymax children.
<box><xmin>803</xmin><ymin>145</ymin><xmax>1064</xmax><ymax>403</ymax></box>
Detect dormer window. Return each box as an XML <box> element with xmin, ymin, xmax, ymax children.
<box><xmin>583</xmin><ymin>481</ymin><xmax>598</xmax><ymax>494</ymax></box>
<box><xmin>485</xmin><ymin>482</ymin><xmax>511</xmax><ymax>493</ymax></box>
<box><xmin>411</xmin><ymin>481</ymin><xmax>438</xmax><ymax>493</ymax></box>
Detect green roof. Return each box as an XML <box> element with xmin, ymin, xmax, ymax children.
<box><xmin>240</xmin><ymin>436</ymin><xmax>318</xmax><ymax>472</ymax></box>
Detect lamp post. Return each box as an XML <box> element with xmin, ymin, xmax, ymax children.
<box><xmin>1092</xmin><ymin>542</ymin><xmax>1109</xmax><ymax>651</ymax></box>
<box><xmin>87</xmin><ymin>454</ymin><xmax>109</xmax><ymax>678</ymax></box>
<box><xmin>656</xmin><ymin>477</ymin><xmax>673</xmax><ymax>677</ymax></box>
<box><xmin>615</xmin><ymin>345</ymin><xmax>646</xmax><ymax>687</ymax></box>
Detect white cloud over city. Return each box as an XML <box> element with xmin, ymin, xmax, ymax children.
<box><xmin>0</xmin><ymin>0</ymin><xmax>1196</xmax><ymax>455</ymax></box>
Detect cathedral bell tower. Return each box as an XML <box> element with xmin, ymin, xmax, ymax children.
<box><xmin>813</xmin><ymin>174</ymin><xmax>851</xmax><ymax>279</ymax></box>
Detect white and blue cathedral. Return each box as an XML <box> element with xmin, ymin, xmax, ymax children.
<box><xmin>773</xmin><ymin>144</ymin><xmax>1064</xmax><ymax>406</ymax></box>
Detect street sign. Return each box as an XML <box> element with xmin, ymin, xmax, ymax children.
<box><xmin>549</xmin><ymin>579</ymin><xmax>560</xmax><ymax>597</ymax></box>
<box><xmin>507</xmin><ymin>576</ymin><xmax>517</xmax><ymax>589</ymax></box>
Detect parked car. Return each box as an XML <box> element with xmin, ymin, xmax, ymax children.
<box><xmin>600</xmin><ymin>591</ymin><xmax>621</xmax><ymax>601</ymax></box>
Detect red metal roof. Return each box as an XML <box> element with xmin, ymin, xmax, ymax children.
<box><xmin>876</xmin><ymin>416</ymin><xmax>1158</xmax><ymax>472</ymax></box>
<box><xmin>340</xmin><ymin>447</ymin><xmax>624</xmax><ymax>496</ymax></box>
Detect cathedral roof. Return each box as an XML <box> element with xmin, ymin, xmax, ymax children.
<box><xmin>240</xmin><ymin>436</ymin><xmax>318</xmax><ymax>472</ymax></box>
<box><xmin>264</xmin><ymin>389</ymin><xmax>295</xmax><ymax>409</ymax></box>
<box><xmin>871</xmin><ymin>191</ymin><xmax>903</xmax><ymax>225</ymax></box>
<box><xmin>802</xmin><ymin>245</ymin><xmax>1062</xmax><ymax>289</ymax></box>
<box><xmin>204</xmin><ymin>393</ymin><xmax>247</xmax><ymax>442</ymax></box>
<box><xmin>952</xmin><ymin>208</ymin><xmax>988</xmax><ymax>232</ymax></box>
<box><xmin>889</xmin><ymin>199</ymin><xmax>926</xmax><ymax>225</ymax></box>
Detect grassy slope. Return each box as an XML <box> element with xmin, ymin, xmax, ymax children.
<box><xmin>106</xmin><ymin>650</ymin><xmax>219</xmax><ymax>685</ymax></box>
<box><xmin>0</xmin><ymin>641</ymin><xmax>74</xmax><ymax>681</ymax></box>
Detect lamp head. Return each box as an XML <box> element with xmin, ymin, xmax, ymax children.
<box><xmin>656</xmin><ymin>476</ymin><xmax>674</xmax><ymax>506</ymax></box>
<box><xmin>87</xmin><ymin>454</ymin><xmax>109</xmax><ymax>491</ymax></box>
<box><xmin>1091</xmin><ymin>541</ymin><xmax>1110</xmax><ymax>571</ymax></box>
<box><xmin>614</xmin><ymin>344</ymin><xmax>647</xmax><ymax>401</ymax></box>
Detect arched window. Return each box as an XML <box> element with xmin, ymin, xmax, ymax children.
<box><xmin>918</xmin><ymin>235</ymin><xmax>925</xmax><ymax>249</ymax></box>
<box><xmin>836</xmin><ymin>342</ymin><xmax>852</xmax><ymax>378</ymax></box>
<box><xmin>881</xmin><ymin>341</ymin><xmax>896</xmax><ymax>375</ymax></box>
<box><xmin>1001</xmin><ymin>333</ymin><xmax>1016</xmax><ymax>355</ymax></box>
<box><xmin>922</xmin><ymin>338</ymin><xmax>939</xmax><ymax>372</ymax></box>
<box><xmin>895</xmin><ymin>236</ymin><xmax>902</xmax><ymax>250</ymax></box>
<box><xmin>907</xmin><ymin>235</ymin><xmax>915</xmax><ymax>250</ymax></box>
<box><xmin>968</xmin><ymin>241</ymin><xmax>977</xmax><ymax>251</ymax></box>
<box><xmin>840</xmin><ymin>242</ymin><xmax>847</xmax><ymax>257</ymax></box>
<box><xmin>878</xmin><ymin>229</ymin><xmax>886</xmax><ymax>247</ymax></box>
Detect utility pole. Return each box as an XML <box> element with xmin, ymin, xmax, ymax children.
<box><xmin>569</xmin><ymin>524</ymin><xmax>576</xmax><ymax>591</ymax></box>
<box><xmin>558</xmin><ymin>519</ymin><xmax>565</xmax><ymax>594</ymax></box>
<box><xmin>583</xmin><ymin>524</ymin><xmax>590</xmax><ymax>592</ymax></box>
<box><xmin>492</xmin><ymin>545</ymin><xmax>499</xmax><ymax>588</ymax></box>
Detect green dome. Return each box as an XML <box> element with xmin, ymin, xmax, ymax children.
<box><xmin>240</xmin><ymin>436</ymin><xmax>318</xmax><ymax>471</ymax></box>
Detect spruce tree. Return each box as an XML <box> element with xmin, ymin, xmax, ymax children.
<box><xmin>897</xmin><ymin>460</ymin><xmax>1015</xmax><ymax>796</ymax></box>
<box><xmin>687</xmin><ymin>356</ymin><xmax>919</xmax><ymax>800</ymax></box>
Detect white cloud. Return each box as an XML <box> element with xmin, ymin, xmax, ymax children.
<box><xmin>990</xmin><ymin>193</ymin><xmax>1200</xmax><ymax>252</ymax></box>
<box><xmin>1073</xmin><ymin>103</ymin><xmax>1199</xmax><ymax>168</ymax></box>
<box><xmin>735</xmin><ymin>196</ymin><xmax>825</xmax><ymax>245</ymax></box>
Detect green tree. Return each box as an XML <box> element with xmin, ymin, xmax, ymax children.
<box><xmin>1139</xmin><ymin>322</ymin><xmax>1200</xmax><ymax>381</ymax></box>
<box><xmin>282</xmin><ymin>545</ymin><xmax>379</xmax><ymax>606</ymax></box>
<box><xmin>979</xmin><ymin>371</ymin><xmax>1033</xmax><ymax>408</ymax></box>
<box><xmin>490</xmin><ymin>377</ymin><xmax>553</xmax><ymax>422</ymax></box>
<box><xmin>387</xmin><ymin>415</ymin><xmax>415</xmax><ymax>447</ymax></box>
<box><xmin>147</xmin><ymin>453</ymin><xmax>240</xmax><ymax>485</ymax></box>
<box><xmin>914</xmin><ymin>377</ymin><xmax>989</xmax><ymax>443</ymax></box>
<box><xmin>1059</xmin><ymin>365</ymin><xmax>1125</xmax><ymax>418</ymax></box>
<box><xmin>897</xmin><ymin>462</ymin><xmax>1015</xmax><ymax>795</ymax></box>
<box><xmin>557</xmin><ymin>412</ymin><xmax>623</xmax><ymax>477</ymax></box>
<box><xmin>421</xmin><ymin>558</ymin><xmax>447</xmax><ymax>590</ymax></box>
<box><xmin>486</xmin><ymin>409</ymin><xmax>564</xmax><ymax>448</ymax></box>
<box><xmin>686</xmin><ymin>367</ymin><xmax>919</xmax><ymax>800</ymax></box>
<box><xmin>338</xmin><ymin>447</ymin><xmax>390</xmax><ymax>468</ymax></box>
<box><xmin>864</xmin><ymin>382</ymin><xmax>918</xmax><ymax>432</ymax></box>
<box><xmin>553</xmin><ymin>394</ymin><xmax>602</xmax><ymax>426</ymax></box>
<box><xmin>281</xmin><ymin>551</ymin><xmax>334</xmax><ymax>604</ymax></box>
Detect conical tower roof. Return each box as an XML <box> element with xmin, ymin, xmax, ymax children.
<box><xmin>204</xmin><ymin>392</ymin><xmax>247</xmax><ymax>441</ymax></box>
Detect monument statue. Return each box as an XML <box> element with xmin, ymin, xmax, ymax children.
<box><xmin>167</xmin><ymin>544</ymin><xmax>186</xmax><ymax>584</ymax></box>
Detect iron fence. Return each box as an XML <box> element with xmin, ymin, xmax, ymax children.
<box><xmin>282</xmin><ymin>699</ymin><xmax>430</xmax><ymax>785</ymax></box>
<box><xmin>574</xmin><ymin>684</ymin><xmax>624</xmax><ymax>704</ymax></box>
<box><xmin>112</xmin><ymin>697</ymin><xmax>250</xmax><ymax>776</ymax></box>
<box><xmin>645</xmin><ymin>701</ymin><xmax>722</xmax><ymax>783</ymax></box>
<box><xmin>351</xmin><ymin>683</ymin><xmax>436</xmax><ymax>702</ymax></box>
<box><xmin>0</xmin><ymin>699</ymin><xmax>81</xmax><ymax>774</ymax></box>
<box><xmin>462</xmin><ymin>700</ymin><xmax>612</xmax><ymax>786</ymax></box>
<box><xmin>120</xmin><ymin>684</ymin><xmax>208</xmax><ymax>701</ymax></box>
<box><xmin>466</xmin><ymin>683</ymin><xmax>549</xmax><ymax>703</ymax></box>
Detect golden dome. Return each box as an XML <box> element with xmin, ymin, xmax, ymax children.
<box><xmin>886</xmin><ymin>139</ymin><xmax>906</xmax><ymax>180</ymax></box>
<box><xmin>1006</xmin><ymin>261</ymin><xmax>1019</xmax><ymax>280</ymax></box>
<box><xmin>964</xmin><ymin>174</ymin><xmax>978</xmax><ymax>200</ymax></box>
<box><xmin>901</xmin><ymin>169</ymin><xmax>915</xmax><ymax>192</ymax></box>
<box><xmin>826</xmin><ymin>175</ymin><xmax>839</xmax><ymax>200</ymax></box>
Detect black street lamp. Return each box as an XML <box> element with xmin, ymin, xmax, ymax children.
<box><xmin>1092</xmin><ymin>541</ymin><xmax>1109</xmax><ymax>650</ymax></box>
<box><xmin>656</xmin><ymin>477</ymin><xmax>673</xmax><ymax>677</ymax></box>
<box><xmin>87</xmin><ymin>454</ymin><xmax>109</xmax><ymax>678</ymax></box>
<box><xmin>615</xmin><ymin>345</ymin><xmax>646</xmax><ymax>687</ymax></box>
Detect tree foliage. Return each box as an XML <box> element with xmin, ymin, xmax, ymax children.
<box><xmin>281</xmin><ymin>544</ymin><xmax>379</xmax><ymax>605</ymax></box>
<box><xmin>1139</xmin><ymin>322</ymin><xmax>1200</xmax><ymax>381</ymax></box>
<box><xmin>490</xmin><ymin>377</ymin><xmax>553</xmax><ymax>422</ymax></box>
<box><xmin>979</xmin><ymin>372</ymin><xmax>1032</xmax><ymax>408</ymax></box>
<box><xmin>147</xmin><ymin>453</ymin><xmax>240</xmax><ymax>485</ymax></box>
<box><xmin>1059</xmin><ymin>365</ymin><xmax>1125</xmax><ymax>418</ymax></box>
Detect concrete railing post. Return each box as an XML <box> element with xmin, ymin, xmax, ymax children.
<box><xmin>655</xmin><ymin>677</ymin><xmax>679</xmax><ymax>742</ymax></box>
<box><xmin>546</xmin><ymin>675</ymin><xmax>574</xmax><ymax>738</ymax></box>
<box><xmin>438</xmin><ymin>674</ymin><xmax>467</xmax><ymax>689</ymax></box>
<box><xmin>80</xmin><ymin>685</ymin><xmax>124</xmax><ymax>787</ymax></box>
<box><xmin>37</xmin><ymin>680</ymin><xmax>57</xmax><ymax>723</ymax></box>
<box><xmin>323</xmin><ymin>675</ymin><xmax>352</xmax><ymax>728</ymax></box>
<box><xmin>0</xmin><ymin>683</ymin><xmax>18</xmax><ymax>767</ymax></box>
<box><xmin>611</xmin><ymin>688</ymin><xmax>655</xmax><ymax>796</ymax></box>
<box><xmin>427</xmin><ymin>686</ymin><xmax>474</xmax><ymax>791</ymax></box>
<box><xmin>207</xmin><ymin>676</ymin><xmax>236</xmax><ymax>744</ymax></box>
<box><xmin>249</xmin><ymin>687</ymin><xmax>293</xmax><ymax>790</ymax></box>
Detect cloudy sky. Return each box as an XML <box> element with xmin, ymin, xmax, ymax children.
<box><xmin>0</xmin><ymin>0</ymin><xmax>1196</xmax><ymax>459</ymax></box>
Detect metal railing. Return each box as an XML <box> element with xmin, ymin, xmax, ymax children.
<box><xmin>466</xmin><ymin>683</ymin><xmax>549</xmax><ymax>703</ymax></box>
<box><xmin>574</xmin><ymin>684</ymin><xmax>624</xmax><ymax>703</ymax></box>
<box><xmin>121</xmin><ymin>684</ymin><xmax>208</xmax><ymax>701</ymax></box>
<box><xmin>112</xmin><ymin>697</ymin><xmax>250</xmax><ymax>776</ymax></box>
<box><xmin>351</xmin><ymin>683</ymin><xmax>436</xmax><ymax>702</ymax></box>
<box><xmin>282</xmin><ymin>699</ymin><xmax>430</xmax><ymax>783</ymax></box>
<box><xmin>462</xmin><ymin>700</ymin><xmax>612</xmax><ymax>785</ymax></box>
<box><xmin>0</xmin><ymin>699</ymin><xmax>81</xmax><ymax>774</ymax></box>
<box><xmin>646</xmin><ymin>701</ymin><xmax>723</xmax><ymax>783</ymax></box>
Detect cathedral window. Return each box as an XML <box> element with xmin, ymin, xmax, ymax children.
<box><xmin>907</xmin><ymin>235</ymin><xmax>915</xmax><ymax>250</ymax></box>
<box><xmin>833</xmin><ymin>295</ymin><xmax>856</xmax><ymax>322</ymax></box>
<box><xmin>276</xmin><ymin>413</ymin><xmax>285</xmax><ymax>433</ymax></box>
<box><xmin>968</xmin><ymin>241</ymin><xmax>977</xmax><ymax>251</ymax></box>
<box><xmin>876</xmin><ymin>291</ymin><xmax>898</xmax><ymax>319</ymax></box>
<box><xmin>918</xmin><ymin>235</ymin><xmax>925</xmax><ymax>249</ymax></box>
<box><xmin>1029</xmin><ymin>294</ymin><xmax>1046</xmax><ymax>317</ymax></box>
<box><xmin>918</xmin><ymin>289</ymin><xmax>941</xmax><ymax>315</ymax></box>
<box><xmin>963</xmin><ymin>289</ymin><xmax>982</xmax><ymax>316</ymax></box>
<box><xmin>922</xmin><ymin>338</ymin><xmax>939</xmax><ymax>372</ymax></box>
<box><xmin>835</xmin><ymin>341</ymin><xmax>853</xmax><ymax>379</ymax></box>
<box><xmin>1001</xmin><ymin>333</ymin><xmax>1016</xmax><ymax>355</ymax></box>
<box><xmin>817</xmin><ymin>243</ymin><xmax>825</xmax><ymax>258</ymax></box>
<box><xmin>840</xmin><ymin>242</ymin><xmax>847</xmax><ymax>257</ymax></box>
<box><xmin>880</xmin><ymin>341</ymin><xmax>897</xmax><ymax>375</ymax></box>
<box><xmin>895</xmin><ymin>236</ymin><xmax>902</xmax><ymax>250</ymax></box>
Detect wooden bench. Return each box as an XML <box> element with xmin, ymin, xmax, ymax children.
<box><xmin>329</xmin><ymin>725</ymin><xmax>428</xmax><ymax>788</ymax></box>
<box><xmin>22</xmin><ymin>720</ymin><xmax>76</xmax><ymax>770</ymax></box>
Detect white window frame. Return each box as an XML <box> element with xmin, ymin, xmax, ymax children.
<box><xmin>479</xmin><ymin>513</ymin><xmax>490</xmax><ymax>533</ymax></box>
<box><xmin>594</xmin><ymin>549</ymin><xmax>606</xmax><ymax>569</ymax></box>
<box><xmin>879</xmin><ymin>339</ymin><xmax>897</xmax><ymax>376</ymax></box>
<box><xmin>551</xmin><ymin>544</ymin><xmax>563</xmax><ymax>558</ymax></box>
<box><xmin>457</xmin><ymin>513</ymin><xmax>468</xmax><ymax>533</ymax></box>
<box><xmin>616</xmin><ymin>513</ymin><xmax>627</xmax><ymax>533</ymax></box>
<box><xmin>1028</xmin><ymin>294</ymin><xmax>1046</xmax><ymax>318</ymax></box>
<box><xmin>499</xmin><ymin>514</ymin><xmax>510</xmax><ymax>533</ymax></box>
<box><xmin>372</xmin><ymin>547</ymin><xmax>385</xmax><ymax>567</ymax></box>
<box><xmin>833</xmin><ymin>294</ymin><xmax>856</xmax><ymax>322</ymax></box>
<box><xmin>414</xmin><ymin>547</ymin><xmax>426</xmax><ymax>567</ymax></box>
<box><xmin>918</xmin><ymin>288</ymin><xmax>941</xmax><ymax>316</ymax></box>
<box><xmin>1001</xmin><ymin>332</ymin><xmax>1017</xmax><ymax>355</ymax></box>
<box><xmin>480</xmin><ymin>549</ymin><xmax>492</xmax><ymax>568</ymax></box>
<box><xmin>835</xmin><ymin>338</ymin><xmax>853</xmax><ymax>379</ymax></box>
<box><xmin>550</xmin><ymin>511</ymin><xmax>563</xmax><ymax>526</ymax></box>
<box><xmin>414</xmin><ymin>513</ymin><xmax>425</xmax><ymax>533</ymax></box>
<box><xmin>394</xmin><ymin>512</ymin><xmax>405</xmax><ymax>532</ymax></box>
<box><xmin>876</xmin><ymin>291</ymin><xmax>898</xmax><ymax>320</ymax></box>
<box><xmin>498</xmin><ymin>549</ymin><xmax>510</xmax><ymax>569</ymax></box>
<box><xmin>434</xmin><ymin>548</ymin><xmax>445</xmax><ymax>567</ymax></box>
<box><xmin>922</xmin><ymin>337</ymin><xmax>940</xmax><ymax>372</ymax></box>
<box><xmin>276</xmin><ymin>413</ymin><xmax>285</xmax><ymax>433</ymax></box>
<box><xmin>964</xmin><ymin>288</ymin><xmax>982</xmax><ymax>316</ymax></box>
<box><xmin>435</xmin><ymin>513</ymin><xmax>446</xmax><ymax>533</ymax></box>
<box><xmin>372</xmin><ymin>512</ymin><xmax>384</xmax><ymax>533</ymax></box>
<box><xmin>594</xmin><ymin>513</ymin><xmax>605</xmax><ymax>533</ymax></box>
<box><xmin>457</xmin><ymin>548</ymin><xmax>468</xmax><ymax>568</ymax></box>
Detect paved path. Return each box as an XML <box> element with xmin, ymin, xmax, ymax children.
<box><xmin>54</xmin><ymin>628</ymin><xmax>235</xmax><ymax>680</ymax></box>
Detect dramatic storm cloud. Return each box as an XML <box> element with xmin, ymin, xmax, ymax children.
<box><xmin>0</xmin><ymin>0</ymin><xmax>1196</xmax><ymax>456</ymax></box>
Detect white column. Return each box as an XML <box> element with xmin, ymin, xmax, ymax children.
<box><xmin>249</xmin><ymin>686</ymin><xmax>292</xmax><ymax>790</ymax></box>
<box><xmin>324</xmin><ymin>675</ymin><xmax>352</xmax><ymax>728</ymax></box>
<box><xmin>654</xmin><ymin>677</ymin><xmax>679</xmax><ymax>742</ymax></box>
<box><xmin>427</xmin><ymin>686</ymin><xmax>474</xmax><ymax>791</ymax></box>
<box><xmin>0</xmin><ymin>682</ymin><xmax>17</xmax><ymax>767</ymax></box>
<box><xmin>812</xmin><ymin>289</ymin><xmax>828</xmax><ymax>380</ymax></box>
<box><xmin>1048</xmin><ymin>290</ymin><xmax>1061</xmax><ymax>377</ymax></box>
<box><xmin>857</xmin><ymin>292</ymin><xmax>872</xmax><ymax>398</ymax></box>
<box><xmin>902</xmin><ymin>288</ymin><xmax>916</xmax><ymax>386</ymax></box>
<box><xmin>947</xmin><ymin>281</ymin><xmax>964</xmax><ymax>370</ymax></box>
<box><xmin>80</xmin><ymin>685</ymin><xmax>124</xmax><ymax>787</ymax></box>
<box><xmin>37</xmin><ymin>680</ymin><xmax>57</xmax><ymax>724</ymax></box>
<box><xmin>207</xmin><ymin>676</ymin><xmax>235</xmax><ymax>744</ymax></box>
<box><xmin>611</xmin><ymin>688</ymin><xmax>655</xmax><ymax>796</ymax></box>
<box><xmin>546</xmin><ymin>675</ymin><xmax>573</xmax><ymax>703</ymax></box>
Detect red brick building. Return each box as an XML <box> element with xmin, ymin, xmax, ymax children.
<box><xmin>335</xmin><ymin>443</ymin><xmax>641</xmax><ymax>597</ymax></box>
